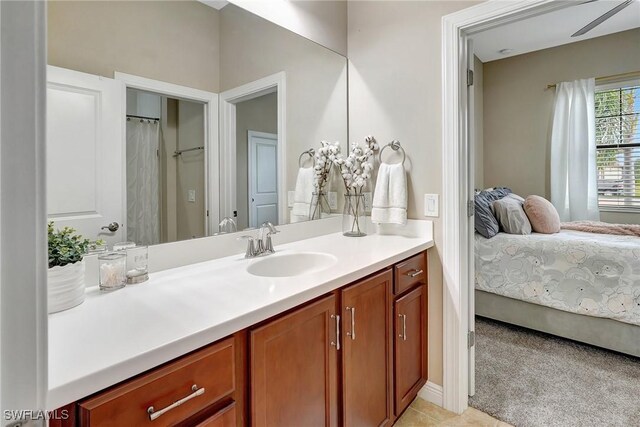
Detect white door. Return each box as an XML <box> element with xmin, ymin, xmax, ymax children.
<box><xmin>248</xmin><ymin>131</ymin><xmax>278</xmax><ymax>228</ymax></box>
<box><xmin>467</xmin><ymin>38</ymin><xmax>476</xmax><ymax>397</ymax></box>
<box><xmin>47</xmin><ymin>66</ymin><xmax>125</xmax><ymax>245</ymax></box>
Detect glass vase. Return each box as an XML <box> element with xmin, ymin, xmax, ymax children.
<box><xmin>342</xmin><ymin>194</ymin><xmax>366</xmax><ymax>237</ymax></box>
<box><xmin>309</xmin><ymin>192</ymin><xmax>330</xmax><ymax>220</ymax></box>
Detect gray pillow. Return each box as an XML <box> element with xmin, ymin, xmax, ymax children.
<box><xmin>474</xmin><ymin>187</ymin><xmax>512</xmax><ymax>238</ymax></box>
<box><xmin>492</xmin><ymin>194</ymin><xmax>531</xmax><ymax>235</ymax></box>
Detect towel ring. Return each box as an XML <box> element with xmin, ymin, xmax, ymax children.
<box><xmin>379</xmin><ymin>140</ymin><xmax>406</xmax><ymax>165</ymax></box>
<box><xmin>298</xmin><ymin>148</ymin><xmax>316</xmax><ymax>167</ymax></box>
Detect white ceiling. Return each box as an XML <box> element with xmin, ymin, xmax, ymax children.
<box><xmin>472</xmin><ymin>0</ymin><xmax>640</xmax><ymax>62</ymax></box>
<box><xmin>199</xmin><ymin>0</ymin><xmax>229</xmax><ymax>11</ymax></box>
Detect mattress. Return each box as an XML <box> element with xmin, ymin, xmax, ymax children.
<box><xmin>475</xmin><ymin>230</ymin><xmax>640</xmax><ymax>326</ymax></box>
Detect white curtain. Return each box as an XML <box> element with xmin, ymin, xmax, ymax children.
<box><xmin>126</xmin><ymin>120</ymin><xmax>160</xmax><ymax>245</ymax></box>
<box><xmin>550</xmin><ymin>78</ymin><xmax>600</xmax><ymax>222</ymax></box>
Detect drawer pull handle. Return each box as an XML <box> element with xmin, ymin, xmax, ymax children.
<box><xmin>147</xmin><ymin>384</ymin><xmax>205</xmax><ymax>421</ymax></box>
<box><xmin>346</xmin><ymin>306</ymin><xmax>356</xmax><ymax>340</ymax></box>
<box><xmin>331</xmin><ymin>314</ymin><xmax>341</xmax><ymax>350</ymax></box>
<box><xmin>407</xmin><ymin>269</ymin><xmax>424</xmax><ymax>278</ymax></box>
<box><xmin>399</xmin><ymin>314</ymin><xmax>407</xmax><ymax>340</ymax></box>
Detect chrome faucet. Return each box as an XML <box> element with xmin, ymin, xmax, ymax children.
<box><xmin>238</xmin><ymin>222</ymin><xmax>280</xmax><ymax>258</ymax></box>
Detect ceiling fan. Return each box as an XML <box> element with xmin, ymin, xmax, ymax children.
<box><xmin>571</xmin><ymin>0</ymin><xmax>636</xmax><ymax>37</ymax></box>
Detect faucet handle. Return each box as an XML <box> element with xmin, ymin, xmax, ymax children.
<box><xmin>237</xmin><ymin>235</ymin><xmax>257</xmax><ymax>258</ymax></box>
<box><xmin>261</xmin><ymin>221</ymin><xmax>280</xmax><ymax>234</ymax></box>
<box><xmin>264</xmin><ymin>234</ymin><xmax>276</xmax><ymax>254</ymax></box>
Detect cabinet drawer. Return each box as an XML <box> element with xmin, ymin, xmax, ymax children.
<box><xmin>394</xmin><ymin>252</ymin><xmax>427</xmax><ymax>295</ymax></box>
<box><xmin>195</xmin><ymin>401</ymin><xmax>237</xmax><ymax>427</ymax></box>
<box><xmin>79</xmin><ymin>337</ymin><xmax>235</xmax><ymax>426</ymax></box>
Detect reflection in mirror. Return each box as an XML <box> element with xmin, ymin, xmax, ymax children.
<box><xmin>46</xmin><ymin>0</ymin><xmax>347</xmax><ymax>247</ymax></box>
<box><xmin>235</xmin><ymin>92</ymin><xmax>278</xmax><ymax>230</ymax></box>
<box><xmin>126</xmin><ymin>89</ymin><xmax>207</xmax><ymax>245</ymax></box>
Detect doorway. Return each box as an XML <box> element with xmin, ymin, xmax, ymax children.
<box><xmin>219</xmin><ymin>72</ymin><xmax>287</xmax><ymax>227</ymax></box>
<box><xmin>126</xmin><ymin>89</ymin><xmax>207</xmax><ymax>244</ymax></box>
<box><xmin>441</xmin><ymin>0</ymin><xmax>580</xmax><ymax>414</ymax></box>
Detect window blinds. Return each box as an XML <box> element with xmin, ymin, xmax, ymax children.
<box><xmin>595</xmin><ymin>84</ymin><xmax>640</xmax><ymax>210</ymax></box>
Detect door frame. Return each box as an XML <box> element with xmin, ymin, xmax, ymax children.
<box><xmin>114</xmin><ymin>72</ymin><xmax>219</xmax><ymax>236</ymax></box>
<box><xmin>219</xmin><ymin>72</ymin><xmax>287</xmax><ymax>224</ymax></box>
<box><xmin>1</xmin><ymin>0</ymin><xmax>48</xmax><ymax>418</ymax></box>
<box><xmin>247</xmin><ymin>131</ymin><xmax>279</xmax><ymax>228</ymax></box>
<box><xmin>441</xmin><ymin>0</ymin><xmax>578</xmax><ymax>414</ymax></box>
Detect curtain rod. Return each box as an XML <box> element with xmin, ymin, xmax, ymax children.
<box><xmin>546</xmin><ymin>71</ymin><xmax>640</xmax><ymax>90</ymax></box>
<box><xmin>126</xmin><ymin>114</ymin><xmax>160</xmax><ymax>121</ymax></box>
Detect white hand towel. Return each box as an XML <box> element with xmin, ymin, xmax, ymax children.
<box><xmin>371</xmin><ymin>162</ymin><xmax>407</xmax><ymax>225</ymax></box>
<box><xmin>291</xmin><ymin>167</ymin><xmax>315</xmax><ymax>222</ymax></box>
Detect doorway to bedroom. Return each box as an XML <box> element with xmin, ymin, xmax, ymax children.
<box><xmin>464</xmin><ymin>2</ymin><xmax>640</xmax><ymax>425</ymax></box>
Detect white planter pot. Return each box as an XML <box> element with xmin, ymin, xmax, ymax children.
<box><xmin>48</xmin><ymin>260</ymin><xmax>85</xmax><ymax>314</ymax></box>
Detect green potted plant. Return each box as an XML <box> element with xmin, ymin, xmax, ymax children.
<box><xmin>48</xmin><ymin>222</ymin><xmax>102</xmax><ymax>313</ymax></box>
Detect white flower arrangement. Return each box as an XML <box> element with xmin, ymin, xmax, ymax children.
<box><xmin>335</xmin><ymin>136</ymin><xmax>379</xmax><ymax>195</ymax></box>
<box><xmin>313</xmin><ymin>140</ymin><xmax>341</xmax><ymax>193</ymax></box>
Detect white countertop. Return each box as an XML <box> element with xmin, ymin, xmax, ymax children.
<box><xmin>47</xmin><ymin>226</ymin><xmax>433</xmax><ymax>409</ymax></box>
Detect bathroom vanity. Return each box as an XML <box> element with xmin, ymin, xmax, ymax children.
<box><xmin>48</xmin><ymin>227</ymin><xmax>432</xmax><ymax>427</ymax></box>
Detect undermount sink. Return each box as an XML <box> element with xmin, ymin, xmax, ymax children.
<box><xmin>247</xmin><ymin>252</ymin><xmax>338</xmax><ymax>278</ymax></box>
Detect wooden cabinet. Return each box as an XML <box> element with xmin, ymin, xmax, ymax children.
<box><xmin>394</xmin><ymin>252</ymin><xmax>427</xmax><ymax>296</ymax></box>
<box><xmin>61</xmin><ymin>250</ymin><xmax>430</xmax><ymax>427</ymax></box>
<box><xmin>78</xmin><ymin>337</ymin><xmax>237</xmax><ymax>427</ymax></box>
<box><xmin>194</xmin><ymin>402</ymin><xmax>237</xmax><ymax>427</ymax></box>
<box><xmin>250</xmin><ymin>294</ymin><xmax>339</xmax><ymax>427</ymax></box>
<box><xmin>392</xmin><ymin>251</ymin><xmax>429</xmax><ymax>417</ymax></box>
<box><xmin>341</xmin><ymin>270</ymin><xmax>393</xmax><ymax>427</ymax></box>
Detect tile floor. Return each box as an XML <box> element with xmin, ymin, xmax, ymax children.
<box><xmin>394</xmin><ymin>398</ymin><xmax>512</xmax><ymax>427</ymax></box>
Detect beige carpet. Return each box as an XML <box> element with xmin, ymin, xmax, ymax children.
<box><xmin>469</xmin><ymin>317</ymin><xmax>640</xmax><ymax>427</ymax></box>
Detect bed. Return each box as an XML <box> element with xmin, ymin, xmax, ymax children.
<box><xmin>475</xmin><ymin>230</ymin><xmax>640</xmax><ymax>357</ymax></box>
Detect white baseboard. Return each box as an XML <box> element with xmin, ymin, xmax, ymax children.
<box><xmin>418</xmin><ymin>381</ymin><xmax>443</xmax><ymax>407</ymax></box>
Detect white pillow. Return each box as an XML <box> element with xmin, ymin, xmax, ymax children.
<box><xmin>491</xmin><ymin>194</ymin><xmax>532</xmax><ymax>235</ymax></box>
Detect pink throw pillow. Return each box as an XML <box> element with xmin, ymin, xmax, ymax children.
<box><xmin>523</xmin><ymin>195</ymin><xmax>560</xmax><ymax>234</ymax></box>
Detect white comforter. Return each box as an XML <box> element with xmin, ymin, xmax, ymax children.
<box><xmin>475</xmin><ymin>230</ymin><xmax>640</xmax><ymax>326</ymax></box>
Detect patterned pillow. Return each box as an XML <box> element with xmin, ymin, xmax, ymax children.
<box><xmin>492</xmin><ymin>194</ymin><xmax>532</xmax><ymax>235</ymax></box>
<box><xmin>474</xmin><ymin>187</ymin><xmax>512</xmax><ymax>238</ymax></box>
<box><xmin>524</xmin><ymin>195</ymin><xmax>560</xmax><ymax>234</ymax></box>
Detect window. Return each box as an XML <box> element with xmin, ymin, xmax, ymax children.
<box><xmin>595</xmin><ymin>83</ymin><xmax>640</xmax><ymax>210</ymax></box>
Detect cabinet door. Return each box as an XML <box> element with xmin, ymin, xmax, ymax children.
<box><xmin>251</xmin><ymin>294</ymin><xmax>339</xmax><ymax>427</ymax></box>
<box><xmin>394</xmin><ymin>285</ymin><xmax>428</xmax><ymax>416</ymax></box>
<box><xmin>342</xmin><ymin>270</ymin><xmax>393</xmax><ymax>427</ymax></box>
<box><xmin>195</xmin><ymin>402</ymin><xmax>237</xmax><ymax>427</ymax></box>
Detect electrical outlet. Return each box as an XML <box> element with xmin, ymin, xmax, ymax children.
<box><xmin>328</xmin><ymin>192</ymin><xmax>337</xmax><ymax>210</ymax></box>
<box><xmin>424</xmin><ymin>194</ymin><xmax>439</xmax><ymax>217</ymax></box>
<box><xmin>287</xmin><ymin>191</ymin><xmax>295</xmax><ymax>208</ymax></box>
<box><xmin>363</xmin><ymin>192</ymin><xmax>372</xmax><ymax>213</ymax></box>
<box><xmin>188</xmin><ymin>189</ymin><xmax>196</xmax><ymax>203</ymax></box>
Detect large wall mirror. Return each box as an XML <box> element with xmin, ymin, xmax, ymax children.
<box><xmin>46</xmin><ymin>1</ymin><xmax>348</xmax><ymax>246</ymax></box>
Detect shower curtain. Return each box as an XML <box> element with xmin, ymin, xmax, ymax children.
<box><xmin>127</xmin><ymin>120</ymin><xmax>160</xmax><ymax>245</ymax></box>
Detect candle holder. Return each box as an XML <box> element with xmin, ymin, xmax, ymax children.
<box><xmin>126</xmin><ymin>245</ymin><xmax>149</xmax><ymax>284</ymax></box>
<box><xmin>98</xmin><ymin>252</ymin><xmax>126</xmax><ymax>291</ymax></box>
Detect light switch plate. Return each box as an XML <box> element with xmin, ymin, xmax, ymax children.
<box><xmin>188</xmin><ymin>189</ymin><xmax>196</xmax><ymax>203</ymax></box>
<box><xmin>424</xmin><ymin>194</ymin><xmax>439</xmax><ymax>217</ymax></box>
<box><xmin>328</xmin><ymin>192</ymin><xmax>337</xmax><ymax>210</ymax></box>
<box><xmin>363</xmin><ymin>192</ymin><xmax>372</xmax><ymax>213</ymax></box>
<box><xmin>288</xmin><ymin>191</ymin><xmax>295</xmax><ymax>208</ymax></box>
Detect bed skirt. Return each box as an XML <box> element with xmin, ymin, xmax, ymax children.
<box><xmin>476</xmin><ymin>290</ymin><xmax>640</xmax><ymax>358</ymax></box>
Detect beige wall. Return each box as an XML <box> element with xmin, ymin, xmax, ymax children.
<box><xmin>348</xmin><ymin>0</ymin><xmax>481</xmax><ymax>387</ymax></box>
<box><xmin>235</xmin><ymin>93</ymin><xmax>279</xmax><ymax>230</ymax></box>
<box><xmin>220</xmin><ymin>3</ymin><xmax>348</xmax><ymax>224</ymax></box>
<box><xmin>474</xmin><ymin>56</ymin><xmax>484</xmax><ymax>189</ymax></box>
<box><xmin>483</xmin><ymin>29</ymin><xmax>640</xmax><ymax>224</ymax></box>
<box><xmin>48</xmin><ymin>1</ymin><xmax>221</xmax><ymax>93</ymax></box>
<box><xmin>231</xmin><ymin>0</ymin><xmax>348</xmax><ymax>56</ymax></box>
<box><xmin>176</xmin><ymin>101</ymin><xmax>206</xmax><ymax>240</ymax></box>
